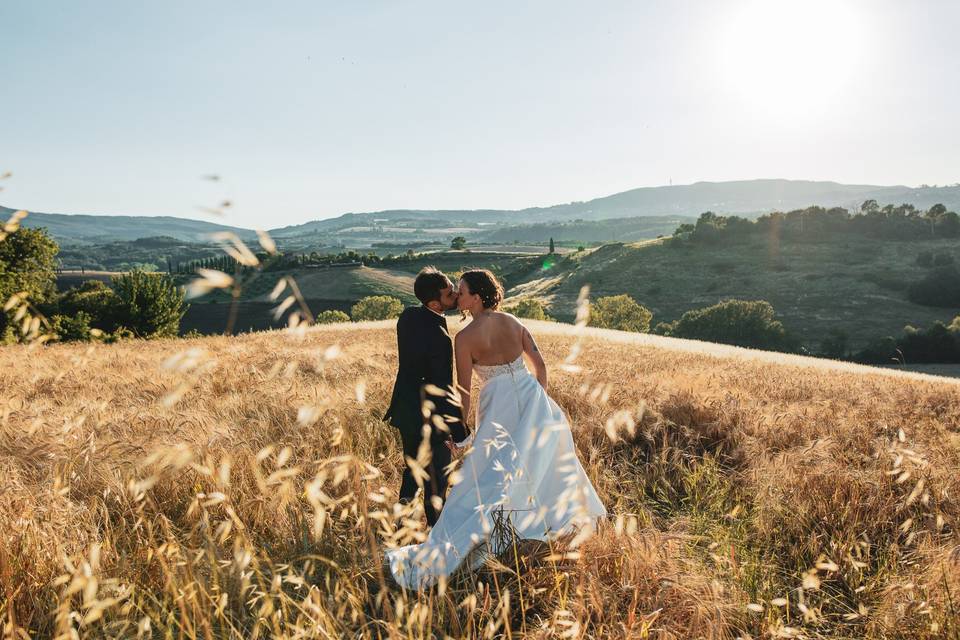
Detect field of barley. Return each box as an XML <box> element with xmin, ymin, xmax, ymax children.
<box><xmin>1</xmin><ymin>320</ymin><xmax>959</xmax><ymax>639</ymax></box>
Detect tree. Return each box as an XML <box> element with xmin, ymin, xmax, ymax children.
<box><xmin>549</xmin><ymin>237</ymin><xmax>555</xmax><ymax>254</ymax></box>
<box><xmin>665</xmin><ymin>299</ymin><xmax>794</xmax><ymax>351</ymax></box>
<box><xmin>505</xmin><ymin>299</ymin><xmax>553</xmax><ymax>321</ymax></box>
<box><xmin>0</xmin><ymin>226</ymin><xmax>59</xmax><ymax>336</ymax></box>
<box><xmin>111</xmin><ymin>270</ymin><xmax>186</xmax><ymax>338</ymax></box>
<box><xmin>316</xmin><ymin>309</ymin><xmax>351</xmax><ymax>324</ymax></box>
<box><xmin>351</xmin><ymin>295</ymin><xmax>403</xmax><ymax>321</ymax></box>
<box><xmin>450</xmin><ymin>236</ymin><xmax>467</xmax><ymax>250</ymax></box>
<box><xmin>588</xmin><ymin>295</ymin><xmax>652</xmax><ymax>333</ymax></box>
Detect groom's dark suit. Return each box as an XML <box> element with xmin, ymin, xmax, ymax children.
<box><xmin>384</xmin><ymin>305</ymin><xmax>466</xmax><ymax>525</ymax></box>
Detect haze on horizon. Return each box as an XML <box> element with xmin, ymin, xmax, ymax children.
<box><xmin>2</xmin><ymin>0</ymin><xmax>959</xmax><ymax>229</ymax></box>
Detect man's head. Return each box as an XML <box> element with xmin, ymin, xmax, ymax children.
<box><xmin>414</xmin><ymin>266</ymin><xmax>458</xmax><ymax>313</ymax></box>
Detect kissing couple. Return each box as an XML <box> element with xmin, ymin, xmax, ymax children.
<box><xmin>383</xmin><ymin>267</ymin><xmax>606</xmax><ymax>589</ymax></box>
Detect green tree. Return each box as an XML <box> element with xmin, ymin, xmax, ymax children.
<box><xmin>549</xmin><ymin>237</ymin><xmax>555</xmax><ymax>254</ymax></box>
<box><xmin>0</xmin><ymin>226</ymin><xmax>59</xmax><ymax>336</ymax></box>
<box><xmin>111</xmin><ymin>270</ymin><xmax>186</xmax><ymax>338</ymax></box>
<box><xmin>316</xmin><ymin>309</ymin><xmax>351</xmax><ymax>324</ymax></box>
<box><xmin>351</xmin><ymin>295</ymin><xmax>403</xmax><ymax>321</ymax></box>
<box><xmin>505</xmin><ymin>299</ymin><xmax>553</xmax><ymax>321</ymax></box>
<box><xmin>667</xmin><ymin>299</ymin><xmax>794</xmax><ymax>350</ymax></box>
<box><xmin>588</xmin><ymin>295</ymin><xmax>652</xmax><ymax>333</ymax></box>
<box><xmin>450</xmin><ymin>236</ymin><xmax>467</xmax><ymax>250</ymax></box>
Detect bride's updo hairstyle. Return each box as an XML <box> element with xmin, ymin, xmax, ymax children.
<box><xmin>460</xmin><ymin>269</ymin><xmax>504</xmax><ymax>310</ymax></box>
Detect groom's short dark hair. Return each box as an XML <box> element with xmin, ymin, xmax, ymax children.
<box><xmin>414</xmin><ymin>267</ymin><xmax>450</xmax><ymax>305</ymax></box>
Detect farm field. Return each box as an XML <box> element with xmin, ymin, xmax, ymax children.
<box><xmin>1</xmin><ymin>321</ymin><xmax>958</xmax><ymax>638</ymax></box>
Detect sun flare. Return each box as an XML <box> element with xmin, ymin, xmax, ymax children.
<box><xmin>718</xmin><ymin>0</ymin><xmax>864</xmax><ymax>120</ymax></box>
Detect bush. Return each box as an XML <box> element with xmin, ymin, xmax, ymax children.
<box><xmin>504</xmin><ymin>299</ymin><xmax>553</xmax><ymax>321</ymax></box>
<box><xmin>50</xmin><ymin>311</ymin><xmax>96</xmax><ymax>342</ymax></box>
<box><xmin>316</xmin><ymin>309</ymin><xmax>351</xmax><ymax>324</ymax></box>
<box><xmin>111</xmin><ymin>270</ymin><xmax>187</xmax><ymax>338</ymax></box>
<box><xmin>916</xmin><ymin>250</ymin><xmax>934</xmax><ymax>267</ymax></box>
<box><xmin>350</xmin><ymin>296</ymin><xmax>403</xmax><ymax>321</ymax></box>
<box><xmin>907</xmin><ymin>265</ymin><xmax>960</xmax><ymax>307</ymax></box>
<box><xmin>666</xmin><ymin>299</ymin><xmax>794</xmax><ymax>351</ymax></box>
<box><xmin>57</xmin><ymin>280</ymin><xmax>121</xmax><ymax>332</ymax></box>
<box><xmin>854</xmin><ymin>319</ymin><xmax>960</xmax><ymax>364</ymax></box>
<box><xmin>588</xmin><ymin>295</ymin><xmax>652</xmax><ymax>333</ymax></box>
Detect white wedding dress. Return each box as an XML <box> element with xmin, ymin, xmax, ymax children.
<box><xmin>386</xmin><ymin>355</ymin><xmax>607</xmax><ymax>589</ymax></box>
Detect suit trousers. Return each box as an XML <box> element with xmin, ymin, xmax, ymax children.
<box><xmin>398</xmin><ymin>426</ymin><xmax>452</xmax><ymax>527</ymax></box>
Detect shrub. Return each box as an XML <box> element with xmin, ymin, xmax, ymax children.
<box><xmin>111</xmin><ymin>270</ymin><xmax>187</xmax><ymax>338</ymax></box>
<box><xmin>588</xmin><ymin>295</ymin><xmax>652</xmax><ymax>333</ymax></box>
<box><xmin>907</xmin><ymin>265</ymin><xmax>960</xmax><ymax>308</ymax></box>
<box><xmin>916</xmin><ymin>250</ymin><xmax>933</xmax><ymax>267</ymax></box>
<box><xmin>316</xmin><ymin>309</ymin><xmax>351</xmax><ymax>324</ymax></box>
<box><xmin>504</xmin><ymin>299</ymin><xmax>553</xmax><ymax>321</ymax></box>
<box><xmin>50</xmin><ymin>311</ymin><xmax>96</xmax><ymax>342</ymax></box>
<box><xmin>667</xmin><ymin>299</ymin><xmax>794</xmax><ymax>351</ymax></box>
<box><xmin>57</xmin><ymin>280</ymin><xmax>121</xmax><ymax>332</ymax></box>
<box><xmin>350</xmin><ymin>295</ymin><xmax>403</xmax><ymax>321</ymax></box>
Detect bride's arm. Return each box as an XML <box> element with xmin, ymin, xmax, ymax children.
<box><xmin>521</xmin><ymin>325</ymin><xmax>547</xmax><ymax>389</ymax></box>
<box><xmin>454</xmin><ymin>332</ymin><xmax>473</xmax><ymax>442</ymax></box>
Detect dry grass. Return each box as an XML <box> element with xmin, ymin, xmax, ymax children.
<box><xmin>1</xmin><ymin>320</ymin><xmax>959</xmax><ymax>638</ymax></box>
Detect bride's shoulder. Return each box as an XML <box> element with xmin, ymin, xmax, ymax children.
<box><xmin>495</xmin><ymin>310</ymin><xmax>524</xmax><ymax>327</ymax></box>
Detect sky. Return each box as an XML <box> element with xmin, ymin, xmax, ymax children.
<box><xmin>2</xmin><ymin>0</ymin><xmax>959</xmax><ymax>228</ymax></box>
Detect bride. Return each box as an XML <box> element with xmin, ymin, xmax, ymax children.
<box><xmin>385</xmin><ymin>269</ymin><xmax>606</xmax><ymax>589</ymax></box>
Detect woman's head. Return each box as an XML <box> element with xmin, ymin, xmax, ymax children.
<box><xmin>457</xmin><ymin>269</ymin><xmax>504</xmax><ymax>313</ymax></box>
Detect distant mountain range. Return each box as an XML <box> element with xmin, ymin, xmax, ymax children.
<box><xmin>0</xmin><ymin>207</ymin><xmax>257</xmax><ymax>244</ymax></box>
<box><xmin>5</xmin><ymin>179</ymin><xmax>960</xmax><ymax>244</ymax></box>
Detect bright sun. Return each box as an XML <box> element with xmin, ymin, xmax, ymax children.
<box><xmin>718</xmin><ymin>0</ymin><xmax>864</xmax><ymax>121</ymax></box>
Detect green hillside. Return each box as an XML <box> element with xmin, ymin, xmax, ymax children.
<box><xmin>514</xmin><ymin>236</ymin><xmax>960</xmax><ymax>350</ymax></box>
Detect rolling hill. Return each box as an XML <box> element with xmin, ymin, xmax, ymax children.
<box><xmin>1</xmin><ymin>321</ymin><xmax>957</xmax><ymax>637</ymax></box>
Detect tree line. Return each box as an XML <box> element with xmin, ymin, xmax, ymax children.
<box><xmin>1</xmin><ymin>226</ymin><xmax>186</xmax><ymax>343</ymax></box>
<box><xmin>674</xmin><ymin>201</ymin><xmax>960</xmax><ymax>244</ymax></box>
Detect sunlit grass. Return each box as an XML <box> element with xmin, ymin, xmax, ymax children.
<box><xmin>1</xmin><ymin>318</ymin><xmax>958</xmax><ymax>638</ymax></box>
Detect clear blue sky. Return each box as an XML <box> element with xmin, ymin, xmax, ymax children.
<box><xmin>2</xmin><ymin>0</ymin><xmax>958</xmax><ymax>228</ymax></box>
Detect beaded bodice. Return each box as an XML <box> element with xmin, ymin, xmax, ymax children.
<box><xmin>473</xmin><ymin>355</ymin><xmax>527</xmax><ymax>384</ymax></box>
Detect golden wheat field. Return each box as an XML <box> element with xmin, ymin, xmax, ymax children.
<box><xmin>1</xmin><ymin>319</ymin><xmax>959</xmax><ymax>639</ymax></box>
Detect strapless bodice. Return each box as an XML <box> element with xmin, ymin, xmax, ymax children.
<box><xmin>473</xmin><ymin>355</ymin><xmax>527</xmax><ymax>383</ymax></box>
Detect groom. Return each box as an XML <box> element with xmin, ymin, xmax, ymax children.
<box><xmin>384</xmin><ymin>267</ymin><xmax>467</xmax><ymax>526</ymax></box>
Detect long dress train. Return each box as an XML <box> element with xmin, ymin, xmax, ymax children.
<box><xmin>385</xmin><ymin>356</ymin><xmax>606</xmax><ymax>589</ymax></box>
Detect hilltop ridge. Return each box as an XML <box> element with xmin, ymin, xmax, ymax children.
<box><xmin>8</xmin><ymin>178</ymin><xmax>960</xmax><ymax>244</ymax></box>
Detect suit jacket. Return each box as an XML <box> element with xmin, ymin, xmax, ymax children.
<box><xmin>384</xmin><ymin>306</ymin><xmax>466</xmax><ymax>441</ymax></box>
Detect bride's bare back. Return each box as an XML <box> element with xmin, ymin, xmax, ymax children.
<box><xmin>460</xmin><ymin>311</ymin><xmax>525</xmax><ymax>365</ymax></box>
<box><xmin>454</xmin><ymin>311</ymin><xmax>547</xmax><ymax>431</ymax></box>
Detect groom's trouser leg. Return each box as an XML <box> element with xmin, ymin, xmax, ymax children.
<box><xmin>398</xmin><ymin>428</ymin><xmax>450</xmax><ymax>526</ymax></box>
<box><xmin>423</xmin><ymin>435</ymin><xmax>451</xmax><ymax>527</ymax></box>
